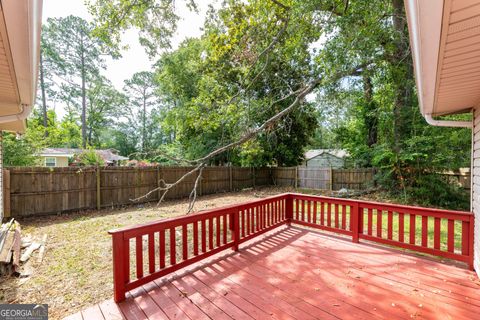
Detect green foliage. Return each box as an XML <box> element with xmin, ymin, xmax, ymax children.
<box><xmin>87</xmin><ymin>0</ymin><xmax>197</xmax><ymax>57</ymax></box>
<box><xmin>154</xmin><ymin>1</ymin><xmax>321</xmax><ymax>166</ymax></box>
<box><xmin>73</xmin><ymin>149</ymin><xmax>105</xmax><ymax>166</ymax></box>
<box><xmin>2</xmin><ymin>133</ymin><xmax>40</xmax><ymax>167</ymax></box>
<box><xmin>27</xmin><ymin>109</ymin><xmax>82</xmax><ymax>148</ymax></box>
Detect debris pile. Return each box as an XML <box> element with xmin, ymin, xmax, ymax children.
<box><xmin>0</xmin><ymin>219</ymin><xmax>47</xmax><ymax>278</ymax></box>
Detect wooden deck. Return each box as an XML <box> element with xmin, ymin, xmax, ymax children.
<box><xmin>65</xmin><ymin>226</ymin><xmax>480</xmax><ymax>320</ymax></box>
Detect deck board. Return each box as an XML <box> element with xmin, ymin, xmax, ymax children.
<box><xmin>64</xmin><ymin>226</ymin><xmax>480</xmax><ymax>320</ymax></box>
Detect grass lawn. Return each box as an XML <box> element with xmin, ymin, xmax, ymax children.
<box><xmin>293</xmin><ymin>200</ymin><xmax>466</xmax><ymax>253</ymax></box>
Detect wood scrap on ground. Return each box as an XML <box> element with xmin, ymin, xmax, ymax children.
<box><xmin>0</xmin><ymin>219</ymin><xmax>48</xmax><ymax>278</ymax></box>
<box><xmin>36</xmin><ymin>234</ymin><xmax>47</xmax><ymax>264</ymax></box>
<box><xmin>20</xmin><ymin>242</ymin><xmax>41</xmax><ymax>263</ymax></box>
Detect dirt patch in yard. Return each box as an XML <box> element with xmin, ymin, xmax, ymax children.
<box><xmin>0</xmin><ymin>187</ymin><xmax>292</xmax><ymax>320</ymax></box>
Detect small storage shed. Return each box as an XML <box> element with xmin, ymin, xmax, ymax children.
<box><xmin>303</xmin><ymin>149</ymin><xmax>348</xmax><ymax>168</ymax></box>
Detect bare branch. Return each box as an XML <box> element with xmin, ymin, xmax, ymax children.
<box><xmin>130</xmin><ymin>162</ymin><xmax>205</xmax><ymax>204</ymax></box>
<box><xmin>187</xmin><ymin>164</ymin><xmax>205</xmax><ymax>213</ymax></box>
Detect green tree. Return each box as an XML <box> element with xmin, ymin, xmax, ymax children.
<box><xmin>42</xmin><ymin>16</ymin><xmax>116</xmax><ymax>148</ymax></box>
<box><xmin>2</xmin><ymin>133</ymin><xmax>41</xmax><ymax>166</ymax></box>
<box><xmin>123</xmin><ymin>71</ymin><xmax>162</xmax><ymax>153</ymax></box>
<box><xmin>87</xmin><ymin>0</ymin><xmax>197</xmax><ymax>57</ymax></box>
<box><xmin>86</xmin><ymin>76</ymin><xmax>125</xmax><ymax>147</ymax></box>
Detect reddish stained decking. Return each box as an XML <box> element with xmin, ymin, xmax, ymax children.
<box><xmin>65</xmin><ymin>226</ymin><xmax>480</xmax><ymax>320</ymax></box>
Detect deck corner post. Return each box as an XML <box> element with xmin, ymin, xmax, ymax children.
<box><xmin>351</xmin><ymin>203</ymin><xmax>360</xmax><ymax>243</ymax></box>
<box><xmin>111</xmin><ymin>232</ymin><xmax>127</xmax><ymax>302</ymax></box>
<box><xmin>468</xmin><ymin>214</ymin><xmax>474</xmax><ymax>271</ymax></box>
<box><xmin>285</xmin><ymin>194</ymin><xmax>293</xmax><ymax>226</ymax></box>
<box><xmin>233</xmin><ymin>209</ymin><xmax>240</xmax><ymax>251</ymax></box>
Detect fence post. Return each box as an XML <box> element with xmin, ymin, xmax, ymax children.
<box><xmin>229</xmin><ymin>166</ymin><xmax>233</xmax><ymax>192</ymax></box>
<box><xmin>3</xmin><ymin>169</ymin><xmax>10</xmax><ymax>218</ymax></box>
<box><xmin>252</xmin><ymin>167</ymin><xmax>256</xmax><ymax>188</ymax></box>
<box><xmin>285</xmin><ymin>194</ymin><xmax>293</xmax><ymax>226</ymax></box>
<box><xmin>96</xmin><ymin>166</ymin><xmax>101</xmax><ymax>210</ymax></box>
<box><xmin>351</xmin><ymin>203</ymin><xmax>359</xmax><ymax>243</ymax></box>
<box><xmin>329</xmin><ymin>166</ymin><xmax>333</xmax><ymax>190</ymax></box>
<box><xmin>294</xmin><ymin>167</ymin><xmax>298</xmax><ymax>189</ymax></box>
<box><xmin>468</xmin><ymin>214</ymin><xmax>474</xmax><ymax>270</ymax></box>
<box><xmin>111</xmin><ymin>232</ymin><xmax>127</xmax><ymax>302</ymax></box>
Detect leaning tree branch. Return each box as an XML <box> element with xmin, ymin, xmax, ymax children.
<box><xmin>192</xmin><ymin>63</ymin><xmax>370</xmax><ymax>164</ymax></box>
<box><xmin>130</xmin><ymin>62</ymin><xmax>370</xmax><ymax>212</ymax></box>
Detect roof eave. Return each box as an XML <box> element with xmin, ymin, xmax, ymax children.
<box><xmin>0</xmin><ymin>0</ymin><xmax>42</xmax><ymax>133</ymax></box>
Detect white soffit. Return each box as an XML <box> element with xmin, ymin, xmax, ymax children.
<box><xmin>407</xmin><ymin>0</ymin><xmax>480</xmax><ymax>116</ymax></box>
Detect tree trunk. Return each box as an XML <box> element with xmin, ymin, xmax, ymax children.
<box><xmin>39</xmin><ymin>50</ymin><xmax>48</xmax><ymax>137</ymax></box>
<box><xmin>391</xmin><ymin>0</ymin><xmax>414</xmax><ymax>153</ymax></box>
<box><xmin>80</xmin><ymin>41</ymin><xmax>87</xmax><ymax>149</ymax></box>
<box><xmin>363</xmin><ymin>74</ymin><xmax>378</xmax><ymax>147</ymax></box>
<box><xmin>142</xmin><ymin>91</ymin><xmax>147</xmax><ymax>152</ymax></box>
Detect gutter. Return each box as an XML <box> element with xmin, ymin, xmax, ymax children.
<box><xmin>0</xmin><ymin>104</ymin><xmax>31</xmax><ymax>124</ymax></box>
<box><xmin>404</xmin><ymin>2</ymin><xmax>471</xmax><ymax>129</ymax></box>
<box><xmin>424</xmin><ymin>114</ymin><xmax>472</xmax><ymax>128</ymax></box>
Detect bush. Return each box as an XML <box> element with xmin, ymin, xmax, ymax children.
<box><xmin>72</xmin><ymin>149</ymin><xmax>105</xmax><ymax>166</ymax></box>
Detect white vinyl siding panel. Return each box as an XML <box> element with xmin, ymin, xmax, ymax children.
<box><xmin>472</xmin><ymin>107</ymin><xmax>480</xmax><ymax>275</ymax></box>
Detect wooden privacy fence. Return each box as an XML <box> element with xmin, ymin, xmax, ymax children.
<box><xmin>5</xmin><ymin>166</ymin><xmax>272</xmax><ymax>218</ymax></box>
<box><xmin>298</xmin><ymin>167</ymin><xmax>331</xmax><ymax>189</ymax></box>
<box><xmin>272</xmin><ymin>167</ymin><xmax>376</xmax><ymax>191</ymax></box>
<box><xmin>109</xmin><ymin>192</ymin><xmax>474</xmax><ymax>302</ymax></box>
<box><xmin>4</xmin><ymin>166</ymin><xmax>378</xmax><ymax>218</ymax></box>
<box><xmin>438</xmin><ymin>168</ymin><xmax>471</xmax><ymax>190</ymax></box>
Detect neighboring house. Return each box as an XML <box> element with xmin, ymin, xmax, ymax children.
<box><xmin>0</xmin><ymin>0</ymin><xmax>43</xmax><ymax>220</ymax></box>
<box><xmin>38</xmin><ymin>148</ymin><xmax>129</xmax><ymax>167</ymax></box>
<box><xmin>405</xmin><ymin>0</ymin><xmax>480</xmax><ymax>276</ymax></box>
<box><xmin>303</xmin><ymin>149</ymin><xmax>348</xmax><ymax>168</ymax></box>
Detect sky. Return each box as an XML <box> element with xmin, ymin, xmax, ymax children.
<box><xmin>42</xmin><ymin>0</ymin><xmax>215</xmax><ymax>90</ymax></box>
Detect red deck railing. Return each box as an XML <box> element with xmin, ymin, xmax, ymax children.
<box><xmin>109</xmin><ymin>193</ymin><xmax>474</xmax><ymax>302</ymax></box>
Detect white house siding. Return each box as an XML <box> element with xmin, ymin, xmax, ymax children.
<box><xmin>473</xmin><ymin>108</ymin><xmax>480</xmax><ymax>274</ymax></box>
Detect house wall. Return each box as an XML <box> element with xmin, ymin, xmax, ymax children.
<box><xmin>473</xmin><ymin>108</ymin><xmax>480</xmax><ymax>274</ymax></box>
<box><xmin>305</xmin><ymin>154</ymin><xmax>344</xmax><ymax>169</ymax></box>
<box><xmin>39</xmin><ymin>156</ymin><xmax>69</xmax><ymax>167</ymax></box>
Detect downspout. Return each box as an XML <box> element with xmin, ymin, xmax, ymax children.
<box><xmin>423</xmin><ymin>114</ymin><xmax>472</xmax><ymax>128</ymax></box>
